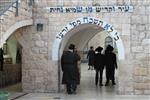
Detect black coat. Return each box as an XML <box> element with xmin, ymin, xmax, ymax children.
<box><xmin>0</xmin><ymin>48</ymin><xmax>4</xmax><ymax>61</ymax></box>
<box><xmin>94</xmin><ymin>53</ymin><xmax>105</xmax><ymax>71</ymax></box>
<box><xmin>0</xmin><ymin>48</ymin><xmax>4</xmax><ymax>71</ymax></box>
<box><xmin>105</xmin><ymin>52</ymin><xmax>117</xmax><ymax>69</ymax></box>
<box><xmin>87</xmin><ymin>50</ymin><xmax>95</xmax><ymax>66</ymax></box>
<box><xmin>61</xmin><ymin>51</ymin><xmax>80</xmax><ymax>84</ymax></box>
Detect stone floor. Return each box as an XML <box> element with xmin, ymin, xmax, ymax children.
<box><xmin>1</xmin><ymin>63</ymin><xmax>150</xmax><ymax>100</ymax></box>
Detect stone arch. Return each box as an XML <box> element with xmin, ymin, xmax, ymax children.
<box><xmin>52</xmin><ymin>17</ymin><xmax>125</xmax><ymax>61</ymax></box>
<box><xmin>0</xmin><ymin>19</ymin><xmax>33</xmax><ymax>47</ymax></box>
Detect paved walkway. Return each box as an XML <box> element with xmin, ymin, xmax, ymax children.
<box><xmin>6</xmin><ymin>63</ymin><xmax>150</xmax><ymax>100</ymax></box>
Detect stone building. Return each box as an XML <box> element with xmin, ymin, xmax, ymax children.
<box><xmin>0</xmin><ymin>0</ymin><xmax>150</xmax><ymax>95</ymax></box>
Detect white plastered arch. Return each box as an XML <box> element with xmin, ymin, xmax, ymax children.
<box><xmin>0</xmin><ymin>19</ymin><xmax>33</xmax><ymax>47</ymax></box>
<box><xmin>52</xmin><ymin>17</ymin><xmax>125</xmax><ymax>60</ymax></box>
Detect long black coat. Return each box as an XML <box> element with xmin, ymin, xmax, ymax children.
<box><xmin>61</xmin><ymin>51</ymin><xmax>80</xmax><ymax>85</ymax></box>
<box><xmin>0</xmin><ymin>48</ymin><xmax>4</xmax><ymax>71</ymax></box>
<box><xmin>0</xmin><ymin>48</ymin><xmax>4</xmax><ymax>61</ymax></box>
<box><xmin>105</xmin><ymin>52</ymin><xmax>117</xmax><ymax>69</ymax></box>
<box><xmin>87</xmin><ymin>50</ymin><xmax>95</xmax><ymax>66</ymax></box>
<box><xmin>94</xmin><ymin>53</ymin><xmax>105</xmax><ymax>71</ymax></box>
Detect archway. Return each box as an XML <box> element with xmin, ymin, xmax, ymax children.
<box><xmin>0</xmin><ymin>19</ymin><xmax>33</xmax><ymax>48</ymax></box>
<box><xmin>0</xmin><ymin>20</ymin><xmax>33</xmax><ymax>92</ymax></box>
<box><xmin>52</xmin><ymin>17</ymin><xmax>125</xmax><ymax>61</ymax></box>
<box><xmin>0</xmin><ymin>34</ymin><xmax>23</xmax><ymax>92</ymax></box>
<box><xmin>52</xmin><ymin>17</ymin><xmax>125</xmax><ymax>92</ymax></box>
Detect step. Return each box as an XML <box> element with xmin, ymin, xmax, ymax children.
<box><xmin>0</xmin><ymin>1</ymin><xmax>16</xmax><ymax>14</ymax></box>
<box><xmin>0</xmin><ymin>2</ymin><xmax>12</xmax><ymax>7</ymax></box>
<box><xmin>0</xmin><ymin>0</ymin><xmax>11</xmax><ymax>2</ymax></box>
<box><xmin>0</xmin><ymin>2</ymin><xmax>12</xmax><ymax>14</ymax></box>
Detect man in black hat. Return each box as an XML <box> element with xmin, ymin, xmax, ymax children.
<box><xmin>61</xmin><ymin>44</ymin><xmax>81</xmax><ymax>94</ymax></box>
<box><xmin>94</xmin><ymin>46</ymin><xmax>105</xmax><ymax>86</ymax></box>
<box><xmin>87</xmin><ymin>46</ymin><xmax>95</xmax><ymax>70</ymax></box>
<box><xmin>104</xmin><ymin>45</ymin><xmax>118</xmax><ymax>86</ymax></box>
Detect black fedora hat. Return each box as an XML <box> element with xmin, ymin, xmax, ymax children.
<box><xmin>106</xmin><ymin>45</ymin><xmax>114</xmax><ymax>51</ymax></box>
<box><xmin>95</xmin><ymin>46</ymin><xmax>103</xmax><ymax>52</ymax></box>
<box><xmin>68</xmin><ymin>44</ymin><xmax>75</xmax><ymax>50</ymax></box>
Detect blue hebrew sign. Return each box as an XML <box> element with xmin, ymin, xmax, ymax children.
<box><xmin>46</xmin><ymin>5</ymin><xmax>133</xmax><ymax>13</ymax></box>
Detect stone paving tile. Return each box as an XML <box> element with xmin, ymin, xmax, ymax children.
<box><xmin>8</xmin><ymin>64</ymin><xmax>150</xmax><ymax>100</ymax></box>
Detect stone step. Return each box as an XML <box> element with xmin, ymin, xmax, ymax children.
<box><xmin>0</xmin><ymin>0</ymin><xmax>11</xmax><ymax>1</ymax></box>
<box><xmin>0</xmin><ymin>4</ymin><xmax>12</xmax><ymax>14</ymax></box>
<box><xmin>0</xmin><ymin>0</ymin><xmax>32</xmax><ymax>38</ymax></box>
<box><xmin>0</xmin><ymin>2</ymin><xmax>12</xmax><ymax>8</ymax></box>
<box><xmin>0</xmin><ymin>0</ymin><xmax>17</xmax><ymax>14</ymax></box>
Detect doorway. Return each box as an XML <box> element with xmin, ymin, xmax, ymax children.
<box><xmin>54</xmin><ymin>17</ymin><xmax>123</xmax><ymax>94</ymax></box>
<box><xmin>0</xmin><ymin>34</ymin><xmax>22</xmax><ymax>92</ymax></box>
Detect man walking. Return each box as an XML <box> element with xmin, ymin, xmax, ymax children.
<box><xmin>104</xmin><ymin>45</ymin><xmax>118</xmax><ymax>86</ymax></box>
<box><xmin>61</xmin><ymin>44</ymin><xmax>81</xmax><ymax>94</ymax></box>
<box><xmin>94</xmin><ymin>46</ymin><xmax>105</xmax><ymax>86</ymax></box>
<box><xmin>87</xmin><ymin>46</ymin><xmax>95</xmax><ymax>70</ymax></box>
<box><xmin>0</xmin><ymin>48</ymin><xmax>4</xmax><ymax>71</ymax></box>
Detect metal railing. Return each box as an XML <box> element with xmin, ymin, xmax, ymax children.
<box><xmin>0</xmin><ymin>0</ymin><xmax>19</xmax><ymax>16</ymax></box>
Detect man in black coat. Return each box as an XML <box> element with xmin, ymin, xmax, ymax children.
<box><xmin>0</xmin><ymin>48</ymin><xmax>4</xmax><ymax>71</ymax></box>
<box><xmin>94</xmin><ymin>46</ymin><xmax>105</xmax><ymax>86</ymax></box>
<box><xmin>104</xmin><ymin>45</ymin><xmax>118</xmax><ymax>86</ymax></box>
<box><xmin>87</xmin><ymin>46</ymin><xmax>95</xmax><ymax>70</ymax></box>
<box><xmin>61</xmin><ymin>44</ymin><xmax>81</xmax><ymax>94</ymax></box>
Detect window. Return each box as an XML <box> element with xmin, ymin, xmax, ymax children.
<box><xmin>105</xmin><ymin>36</ymin><xmax>118</xmax><ymax>53</ymax></box>
<box><xmin>105</xmin><ymin>36</ymin><xmax>113</xmax><ymax>47</ymax></box>
<box><xmin>27</xmin><ymin>0</ymin><xmax>34</xmax><ymax>6</ymax></box>
<box><xmin>37</xmin><ymin>23</ymin><xmax>43</xmax><ymax>32</ymax></box>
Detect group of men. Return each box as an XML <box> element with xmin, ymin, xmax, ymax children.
<box><xmin>61</xmin><ymin>44</ymin><xmax>118</xmax><ymax>94</ymax></box>
<box><xmin>87</xmin><ymin>45</ymin><xmax>118</xmax><ymax>86</ymax></box>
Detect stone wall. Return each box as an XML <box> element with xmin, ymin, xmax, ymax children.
<box><xmin>14</xmin><ymin>26</ymin><xmax>58</xmax><ymax>92</ymax></box>
<box><xmin>88</xmin><ymin>0</ymin><xmax>150</xmax><ymax>94</ymax></box>
<box><xmin>130</xmin><ymin>2</ymin><xmax>150</xmax><ymax>94</ymax></box>
<box><xmin>10</xmin><ymin>0</ymin><xmax>150</xmax><ymax>94</ymax></box>
<box><xmin>0</xmin><ymin>0</ymin><xmax>32</xmax><ymax>47</ymax></box>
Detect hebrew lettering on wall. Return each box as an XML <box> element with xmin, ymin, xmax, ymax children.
<box><xmin>52</xmin><ymin>17</ymin><xmax>125</xmax><ymax>60</ymax></box>
<box><xmin>55</xmin><ymin>17</ymin><xmax>117</xmax><ymax>42</ymax></box>
<box><xmin>46</xmin><ymin>5</ymin><xmax>133</xmax><ymax>13</ymax></box>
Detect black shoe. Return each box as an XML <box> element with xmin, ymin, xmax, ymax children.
<box><xmin>95</xmin><ymin>83</ymin><xmax>98</xmax><ymax>86</ymax></box>
<box><xmin>88</xmin><ymin>68</ymin><xmax>90</xmax><ymax>70</ymax></box>
<box><xmin>67</xmin><ymin>89</ymin><xmax>73</xmax><ymax>94</ymax></box>
<box><xmin>99</xmin><ymin>84</ymin><xmax>103</xmax><ymax>86</ymax></box>
<box><xmin>112</xmin><ymin>83</ymin><xmax>116</xmax><ymax>85</ymax></box>
<box><xmin>67</xmin><ymin>92</ymin><xmax>73</xmax><ymax>94</ymax></box>
<box><xmin>72</xmin><ymin>91</ymin><xmax>77</xmax><ymax>94</ymax></box>
<box><xmin>105</xmin><ymin>83</ymin><xmax>109</xmax><ymax>86</ymax></box>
